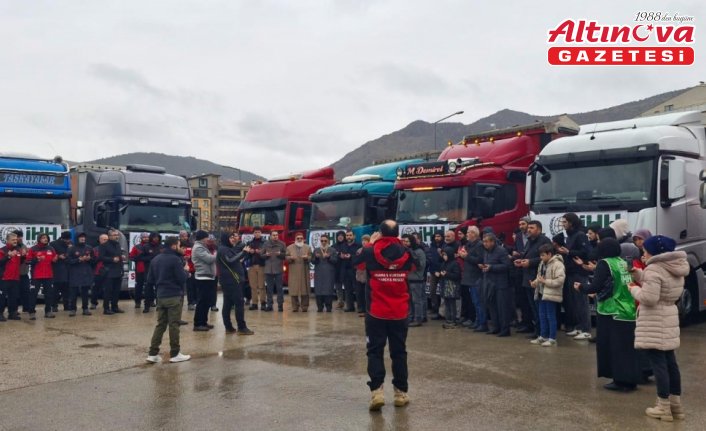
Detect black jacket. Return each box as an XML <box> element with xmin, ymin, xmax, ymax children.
<box><xmin>461</xmin><ymin>239</ymin><xmax>483</xmax><ymax>285</ymax></box>
<box><xmin>50</xmin><ymin>239</ymin><xmax>71</xmax><ymax>283</ymax></box>
<box><xmin>563</xmin><ymin>228</ymin><xmax>590</xmax><ymax>275</ymax></box>
<box><xmin>481</xmin><ymin>244</ymin><xmax>511</xmax><ymax>291</ymax></box>
<box><xmin>246</xmin><ymin>237</ymin><xmax>266</xmax><ymax>267</ymax></box>
<box><xmin>98</xmin><ymin>240</ymin><xmax>124</xmax><ymax>279</ymax></box>
<box><xmin>520</xmin><ymin>234</ymin><xmax>552</xmax><ymax>287</ymax></box>
<box><xmin>426</xmin><ymin>238</ymin><xmax>445</xmax><ymax>272</ymax></box>
<box><xmin>147</xmin><ymin>248</ymin><xmax>187</xmax><ymax>299</ymax></box>
<box><xmin>67</xmin><ymin>243</ymin><xmax>94</xmax><ymax>287</ymax></box>
<box><xmin>441</xmin><ymin>259</ymin><xmax>461</xmax><ymax>282</ymax></box>
<box><xmin>338</xmin><ymin>241</ymin><xmax>361</xmax><ymax>272</ymax></box>
<box><xmin>217</xmin><ymin>237</ymin><xmax>247</xmax><ymax>286</ymax></box>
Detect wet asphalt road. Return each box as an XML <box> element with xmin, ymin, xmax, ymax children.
<box><xmin>0</xmin><ymin>297</ymin><xmax>705</xmax><ymax>431</ymax></box>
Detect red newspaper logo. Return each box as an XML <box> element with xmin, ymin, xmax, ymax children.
<box><xmin>547</xmin><ymin>18</ymin><xmax>695</xmax><ymax>66</ymax></box>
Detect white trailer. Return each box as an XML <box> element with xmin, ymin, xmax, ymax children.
<box><xmin>528</xmin><ymin>110</ymin><xmax>706</xmax><ymax>322</ymax></box>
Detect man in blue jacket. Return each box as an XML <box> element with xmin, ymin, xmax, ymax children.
<box><xmin>146</xmin><ymin>236</ymin><xmax>191</xmax><ymax>364</ymax></box>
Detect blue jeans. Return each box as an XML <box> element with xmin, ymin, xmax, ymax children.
<box><xmin>538</xmin><ymin>300</ymin><xmax>558</xmax><ymax>340</ymax></box>
<box><xmin>470</xmin><ymin>281</ymin><xmax>485</xmax><ymax>327</ymax></box>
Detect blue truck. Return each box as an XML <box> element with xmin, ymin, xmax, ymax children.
<box><xmin>307</xmin><ymin>159</ymin><xmax>423</xmax><ymax>247</ymax></box>
<box><xmin>0</xmin><ymin>153</ymin><xmax>72</xmax><ymax>247</ymax></box>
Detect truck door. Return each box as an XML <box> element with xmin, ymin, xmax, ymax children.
<box><xmin>657</xmin><ymin>157</ymin><xmax>687</xmax><ymax>240</ymax></box>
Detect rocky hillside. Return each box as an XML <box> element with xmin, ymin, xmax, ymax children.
<box><xmin>330</xmin><ymin>87</ymin><xmax>689</xmax><ymax>177</ymax></box>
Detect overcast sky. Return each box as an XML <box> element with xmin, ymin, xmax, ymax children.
<box><xmin>1</xmin><ymin>0</ymin><xmax>703</xmax><ymax>178</ymax></box>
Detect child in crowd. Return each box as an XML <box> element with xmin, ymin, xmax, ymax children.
<box><xmin>437</xmin><ymin>247</ymin><xmax>461</xmax><ymax>329</ymax></box>
<box><xmin>530</xmin><ymin>244</ymin><xmax>565</xmax><ymax>346</ymax></box>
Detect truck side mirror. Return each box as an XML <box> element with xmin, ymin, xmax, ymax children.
<box><xmin>190</xmin><ymin>215</ymin><xmax>198</xmax><ymax>230</ymax></box>
<box><xmin>294</xmin><ymin>207</ymin><xmax>305</xmax><ymax>228</ymax></box>
<box><xmin>95</xmin><ymin>203</ymin><xmax>107</xmax><ymax>227</ymax></box>
<box><xmin>667</xmin><ymin>159</ymin><xmax>686</xmax><ymax>200</ymax></box>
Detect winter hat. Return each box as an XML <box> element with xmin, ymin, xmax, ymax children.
<box><xmin>482</xmin><ymin>226</ymin><xmax>494</xmax><ymax>235</ymax></box>
<box><xmin>194</xmin><ymin>230</ymin><xmax>209</xmax><ymax>241</ymax></box>
<box><xmin>609</xmin><ymin>219</ymin><xmax>630</xmax><ymax>240</ymax></box>
<box><xmin>643</xmin><ymin>235</ymin><xmax>676</xmax><ymax>256</ymax></box>
<box><xmin>60</xmin><ymin>231</ymin><xmax>72</xmax><ymax>240</ymax></box>
<box><xmin>632</xmin><ymin>229</ymin><xmax>652</xmax><ymax>241</ymax></box>
<box><xmin>519</xmin><ymin>216</ymin><xmax>531</xmax><ymax>224</ymax></box>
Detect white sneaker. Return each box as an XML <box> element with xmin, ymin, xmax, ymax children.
<box><xmin>146</xmin><ymin>355</ymin><xmax>162</xmax><ymax>363</ymax></box>
<box><xmin>565</xmin><ymin>329</ymin><xmax>579</xmax><ymax>336</ymax></box>
<box><xmin>530</xmin><ymin>337</ymin><xmax>546</xmax><ymax>345</ymax></box>
<box><xmin>169</xmin><ymin>352</ymin><xmax>191</xmax><ymax>363</ymax></box>
<box><xmin>541</xmin><ymin>339</ymin><xmax>557</xmax><ymax>347</ymax></box>
<box><xmin>574</xmin><ymin>332</ymin><xmax>591</xmax><ymax>340</ymax></box>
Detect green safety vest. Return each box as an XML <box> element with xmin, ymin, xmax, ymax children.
<box><xmin>596</xmin><ymin>257</ymin><xmax>636</xmax><ymax>321</ymax></box>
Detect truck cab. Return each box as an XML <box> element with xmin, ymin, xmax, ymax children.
<box><xmin>394</xmin><ymin>118</ymin><xmax>578</xmax><ymax>244</ymax></box>
<box><xmin>529</xmin><ymin>111</ymin><xmax>706</xmax><ymax>321</ymax></box>
<box><xmin>0</xmin><ymin>153</ymin><xmax>71</xmax><ymax>246</ymax></box>
<box><xmin>71</xmin><ymin>164</ymin><xmax>193</xmax><ymax>289</ymax></box>
<box><xmin>308</xmin><ymin>159</ymin><xmax>422</xmax><ymax>247</ymax></box>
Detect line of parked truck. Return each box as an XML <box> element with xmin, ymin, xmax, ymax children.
<box><xmin>2</xmin><ymin>110</ymin><xmax>705</xmax><ymax>321</ymax></box>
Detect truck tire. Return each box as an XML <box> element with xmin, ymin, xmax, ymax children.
<box><xmin>678</xmin><ymin>273</ymin><xmax>698</xmax><ymax>326</ymax></box>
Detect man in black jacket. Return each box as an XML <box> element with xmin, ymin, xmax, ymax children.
<box><xmin>558</xmin><ymin>212</ymin><xmax>592</xmax><ymax>339</ymax></box>
<box><xmin>217</xmin><ymin>233</ymin><xmax>254</xmax><ymax>335</ymax></box>
<box><xmin>338</xmin><ymin>230</ymin><xmax>361</xmax><ymax>312</ymax></box>
<box><xmin>99</xmin><ymin>229</ymin><xmax>125</xmax><ymax>315</ymax></box>
<box><xmin>146</xmin><ymin>236</ymin><xmax>191</xmax><ymax>364</ymax></box>
<box><xmin>66</xmin><ymin>233</ymin><xmax>94</xmax><ymax>316</ymax></box>
<box><xmin>50</xmin><ymin>231</ymin><xmax>72</xmax><ymax>312</ymax></box>
<box><xmin>481</xmin><ymin>233</ymin><xmax>513</xmax><ymax>337</ymax></box>
<box><xmin>513</xmin><ymin>220</ymin><xmax>552</xmax><ymax>337</ymax></box>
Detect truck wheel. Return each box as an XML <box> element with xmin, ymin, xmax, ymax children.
<box><xmin>678</xmin><ymin>274</ymin><xmax>698</xmax><ymax>326</ymax></box>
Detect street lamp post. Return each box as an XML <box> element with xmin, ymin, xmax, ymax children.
<box><xmin>433</xmin><ymin>110</ymin><xmax>464</xmax><ymax>151</ymax></box>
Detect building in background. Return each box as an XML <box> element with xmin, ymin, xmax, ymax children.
<box><xmin>640</xmin><ymin>83</ymin><xmax>706</xmax><ymax>116</ymax></box>
<box><xmin>188</xmin><ymin>173</ymin><xmax>250</xmax><ymax>232</ymax></box>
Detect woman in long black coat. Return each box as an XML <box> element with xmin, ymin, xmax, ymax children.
<box><xmin>575</xmin><ymin>238</ymin><xmax>640</xmax><ymax>392</ymax></box>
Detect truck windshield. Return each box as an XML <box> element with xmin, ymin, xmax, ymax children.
<box><xmin>533</xmin><ymin>159</ymin><xmax>655</xmax><ymax>209</ymax></box>
<box><xmin>118</xmin><ymin>204</ymin><xmax>189</xmax><ymax>233</ymax></box>
<box><xmin>397</xmin><ymin>188</ymin><xmax>466</xmax><ymax>223</ymax></box>
<box><xmin>311</xmin><ymin>198</ymin><xmax>366</xmax><ymax>229</ymax></box>
<box><xmin>239</xmin><ymin>206</ymin><xmax>286</xmax><ymax>228</ymax></box>
<box><xmin>0</xmin><ymin>197</ymin><xmax>70</xmax><ymax>227</ymax></box>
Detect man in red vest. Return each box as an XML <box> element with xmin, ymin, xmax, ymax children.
<box><xmin>0</xmin><ymin>232</ymin><xmax>25</xmax><ymax>321</ymax></box>
<box><xmin>361</xmin><ymin>220</ymin><xmax>415</xmax><ymax>411</ymax></box>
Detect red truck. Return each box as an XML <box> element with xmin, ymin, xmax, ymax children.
<box><xmin>394</xmin><ymin>117</ymin><xmax>579</xmax><ymax>245</ymax></box>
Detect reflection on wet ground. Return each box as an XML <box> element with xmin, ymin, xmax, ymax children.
<box><xmin>0</xmin><ymin>298</ymin><xmax>705</xmax><ymax>430</ymax></box>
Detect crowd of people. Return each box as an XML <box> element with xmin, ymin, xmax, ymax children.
<box><xmin>0</xmin><ymin>213</ymin><xmax>688</xmax><ymax>420</ymax></box>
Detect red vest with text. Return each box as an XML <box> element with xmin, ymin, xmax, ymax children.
<box><xmin>367</xmin><ymin>237</ymin><xmax>412</xmax><ymax>320</ymax></box>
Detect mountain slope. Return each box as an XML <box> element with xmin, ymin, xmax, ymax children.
<box><xmin>82</xmin><ymin>152</ymin><xmax>263</xmax><ymax>182</ymax></box>
<box><xmin>331</xmin><ymin>87</ymin><xmax>689</xmax><ymax>177</ymax></box>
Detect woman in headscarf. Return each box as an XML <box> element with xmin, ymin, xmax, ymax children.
<box><xmin>574</xmin><ymin>238</ymin><xmax>640</xmax><ymax>392</ymax></box>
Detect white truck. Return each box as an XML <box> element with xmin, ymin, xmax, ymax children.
<box><xmin>528</xmin><ymin>110</ymin><xmax>706</xmax><ymax>322</ymax></box>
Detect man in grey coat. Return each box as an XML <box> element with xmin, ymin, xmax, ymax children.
<box><xmin>261</xmin><ymin>230</ymin><xmax>287</xmax><ymax>312</ymax></box>
<box><xmin>192</xmin><ymin>230</ymin><xmax>217</xmax><ymax>331</ymax></box>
